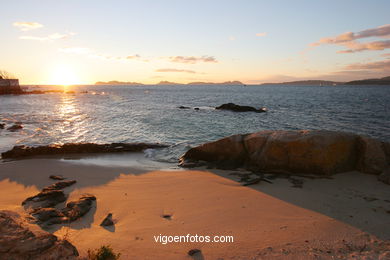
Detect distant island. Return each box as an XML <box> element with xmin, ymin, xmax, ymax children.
<box><xmin>261</xmin><ymin>80</ymin><xmax>341</xmax><ymax>86</ymax></box>
<box><xmin>95</xmin><ymin>81</ymin><xmax>144</xmax><ymax>85</ymax></box>
<box><xmin>261</xmin><ymin>76</ymin><xmax>390</xmax><ymax>86</ymax></box>
<box><xmin>344</xmin><ymin>76</ymin><xmax>390</xmax><ymax>85</ymax></box>
<box><xmin>95</xmin><ymin>80</ymin><xmax>245</xmax><ymax>86</ymax></box>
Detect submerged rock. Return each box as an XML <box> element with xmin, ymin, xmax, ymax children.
<box><xmin>179</xmin><ymin>130</ymin><xmax>390</xmax><ymax>176</ymax></box>
<box><xmin>216</xmin><ymin>103</ymin><xmax>266</xmax><ymax>113</ymax></box>
<box><xmin>100</xmin><ymin>213</ymin><xmax>114</xmax><ymax>226</ymax></box>
<box><xmin>7</xmin><ymin>123</ymin><xmax>23</xmax><ymax>132</ymax></box>
<box><xmin>0</xmin><ymin>210</ymin><xmax>79</xmax><ymax>259</ymax></box>
<box><xmin>178</xmin><ymin>106</ymin><xmax>190</xmax><ymax>109</ymax></box>
<box><xmin>1</xmin><ymin>142</ymin><xmax>168</xmax><ymax>159</ymax></box>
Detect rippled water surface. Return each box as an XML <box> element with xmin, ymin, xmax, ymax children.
<box><xmin>1</xmin><ymin>84</ymin><xmax>389</xmax><ymax>162</ymax></box>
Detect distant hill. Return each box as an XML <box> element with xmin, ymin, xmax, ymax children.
<box><xmin>96</xmin><ymin>80</ymin><xmax>244</xmax><ymax>86</ymax></box>
<box><xmin>344</xmin><ymin>76</ymin><xmax>390</xmax><ymax>85</ymax></box>
<box><xmin>188</xmin><ymin>81</ymin><xmax>244</xmax><ymax>85</ymax></box>
<box><xmin>95</xmin><ymin>81</ymin><xmax>144</xmax><ymax>85</ymax></box>
<box><xmin>261</xmin><ymin>80</ymin><xmax>341</xmax><ymax>86</ymax></box>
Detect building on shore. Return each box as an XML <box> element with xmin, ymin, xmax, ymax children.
<box><xmin>0</xmin><ymin>77</ymin><xmax>22</xmax><ymax>94</ymax></box>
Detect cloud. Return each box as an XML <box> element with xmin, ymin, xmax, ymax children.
<box><xmin>337</xmin><ymin>40</ymin><xmax>390</xmax><ymax>53</ymax></box>
<box><xmin>126</xmin><ymin>54</ymin><xmax>141</xmax><ymax>59</ymax></box>
<box><xmin>169</xmin><ymin>55</ymin><xmax>217</xmax><ymax>64</ymax></box>
<box><xmin>256</xmin><ymin>32</ymin><xmax>267</xmax><ymax>37</ymax></box>
<box><xmin>13</xmin><ymin>21</ymin><xmax>43</xmax><ymax>31</ymax></box>
<box><xmin>311</xmin><ymin>24</ymin><xmax>390</xmax><ymax>53</ymax></box>
<box><xmin>59</xmin><ymin>47</ymin><xmax>92</xmax><ymax>54</ymax></box>
<box><xmin>20</xmin><ymin>32</ymin><xmax>75</xmax><ymax>41</ymax></box>
<box><xmin>156</xmin><ymin>68</ymin><xmax>196</xmax><ymax>74</ymax></box>
<box><xmin>345</xmin><ymin>58</ymin><xmax>390</xmax><ymax>71</ymax></box>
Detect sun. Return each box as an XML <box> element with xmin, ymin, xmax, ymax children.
<box><xmin>49</xmin><ymin>64</ymin><xmax>80</xmax><ymax>86</ymax></box>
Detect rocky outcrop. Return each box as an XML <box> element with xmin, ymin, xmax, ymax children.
<box><xmin>30</xmin><ymin>194</ymin><xmax>96</xmax><ymax>226</ymax></box>
<box><xmin>0</xmin><ymin>210</ymin><xmax>79</xmax><ymax>259</ymax></box>
<box><xmin>179</xmin><ymin>130</ymin><xmax>390</xmax><ymax>176</ymax></box>
<box><xmin>215</xmin><ymin>103</ymin><xmax>266</xmax><ymax>113</ymax></box>
<box><xmin>22</xmin><ymin>180</ymin><xmax>76</xmax><ymax>209</ymax></box>
<box><xmin>23</xmin><ymin>189</ymin><xmax>67</xmax><ymax>209</ymax></box>
<box><xmin>1</xmin><ymin>142</ymin><xmax>168</xmax><ymax>159</ymax></box>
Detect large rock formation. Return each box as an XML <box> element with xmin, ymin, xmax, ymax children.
<box><xmin>0</xmin><ymin>210</ymin><xmax>80</xmax><ymax>259</ymax></box>
<box><xmin>1</xmin><ymin>142</ymin><xmax>168</xmax><ymax>159</ymax></box>
<box><xmin>179</xmin><ymin>130</ymin><xmax>390</xmax><ymax>175</ymax></box>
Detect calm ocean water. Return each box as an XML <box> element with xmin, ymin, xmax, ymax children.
<box><xmin>0</xmin><ymin>84</ymin><xmax>389</xmax><ymax>162</ymax></box>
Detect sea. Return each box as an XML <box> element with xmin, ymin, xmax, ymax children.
<box><xmin>0</xmin><ymin>84</ymin><xmax>389</xmax><ymax>163</ymax></box>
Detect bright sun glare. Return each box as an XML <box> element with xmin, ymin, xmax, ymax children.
<box><xmin>50</xmin><ymin>65</ymin><xmax>79</xmax><ymax>86</ymax></box>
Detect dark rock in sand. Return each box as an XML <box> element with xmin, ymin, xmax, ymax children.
<box><xmin>0</xmin><ymin>210</ymin><xmax>79</xmax><ymax>259</ymax></box>
<box><xmin>188</xmin><ymin>249</ymin><xmax>201</xmax><ymax>256</ymax></box>
<box><xmin>1</xmin><ymin>142</ymin><xmax>168</xmax><ymax>159</ymax></box>
<box><xmin>22</xmin><ymin>189</ymin><xmax>67</xmax><ymax>208</ymax></box>
<box><xmin>30</xmin><ymin>195</ymin><xmax>97</xmax><ymax>226</ymax></box>
<box><xmin>31</xmin><ymin>208</ymin><xmax>68</xmax><ymax>224</ymax></box>
<box><xmin>42</xmin><ymin>180</ymin><xmax>76</xmax><ymax>191</ymax></box>
<box><xmin>179</xmin><ymin>130</ymin><xmax>390</xmax><ymax>176</ymax></box>
<box><xmin>0</xmin><ymin>123</ymin><xmax>5</xmax><ymax>129</ymax></box>
<box><xmin>100</xmin><ymin>213</ymin><xmax>114</xmax><ymax>226</ymax></box>
<box><xmin>178</xmin><ymin>106</ymin><xmax>190</xmax><ymax>109</ymax></box>
<box><xmin>62</xmin><ymin>194</ymin><xmax>96</xmax><ymax>221</ymax></box>
<box><xmin>194</xmin><ymin>107</ymin><xmax>200</xmax><ymax>111</ymax></box>
<box><xmin>7</xmin><ymin>123</ymin><xmax>23</xmax><ymax>132</ymax></box>
<box><xmin>216</xmin><ymin>103</ymin><xmax>266</xmax><ymax>113</ymax></box>
<box><xmin>49</xmin><ymin>175</ymin><xmax>65</xmax><ymax>180</ymax></box>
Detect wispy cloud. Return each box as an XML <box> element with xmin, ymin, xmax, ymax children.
<box><xmin>311</xmin><ymin>24</ymin><xmax>390</xmax><ymax>53</ymax></box>
<box><xmin>59</xmin><ymin>46</ymin><xmax>146</xmax><ymax>62</ymax></box>
<box><xmin>13</xmin><ymin>21</ymin><xmax>43</xmax><ymax>31</ymax></box>
<box><xmin>255</xmin><ymin>32</ymin><xmax>267</xmax><ymax>37</ymax></box>
<box><xmin>20</xmin><ymin>32</ymin><xmax>75</xmax><ymax>41</ymax></box>
<box><xmin>345</xmin><ymin>58</ymin><xmax>390</xmax><ymax>71</ymax></box>
<box><xmin>156</xmin><ymin>68</ymin><xmax>196</xmax><ymax>74</ymax></box>
<box><xmin>169</xmin><ymin>55</ymin><xmax>217</xmax><ymax>64</ymax></box>
<box><xmin>59</xmin><ymin>47</ymin><xmax>92</xmax><ymax>54</ymax></box>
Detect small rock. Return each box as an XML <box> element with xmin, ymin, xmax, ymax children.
<box><xmin>42</xmin><ymin>180</ymin><xmax>76</xmax><ymax>191</ymax></box>
<box><xmin>178</xmin><ymin>106</ymin><xmax>190</xmax><ymax>109</ymax></box>
<box><xmin>62</xmin><ymin>194</ymin><xmax>96</xmax><ymax>221</ymax></box>
<box><xmin>194</xmin><ymin>107</ymin><xmax>200</xmax><ymax>111</ymax></box>
<box><xmin>100</xmin><ymin>213</ymin><xmax>114</xmax><ymax>226</ymax></box>
<box><xmin>0</xmin><ymin>123</ymin><xmax>5</xmax><ymax>129</ymax></box>
<box><xmin>188</xmin><ymin>249</ymin><xmax>201</xmax><ymax>256</ymax></box>
<box><xmin>49</xmin><ymin>175</ymin><xmax>65</xmax><ymax>180</ymax></box>
<box><xmin>215</xmin><ymin>103</ymin><xmax>266</xmax><ymax>113</ymax></box>
<box><xmin>162</xmin><ymin>214</ymin><xmax>172</xmax><ymax>220</ymax></box>
<box><xmin>7</xmin><ymin>124</ymin><xmax>23</xmax><ymax>132</ymax></box>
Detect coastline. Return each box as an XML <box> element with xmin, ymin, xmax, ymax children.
<box><xmin>0</xmin><ymin>155</ymin><xmax>389</xmax><ymax>259</ymax></box>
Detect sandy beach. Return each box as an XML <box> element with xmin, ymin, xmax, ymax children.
<box><xmin>0</xmin><ymin>155</ymin><xmax>389</xmax><ymax>259</ymax></box>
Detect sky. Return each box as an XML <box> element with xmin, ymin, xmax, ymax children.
<box><xmin>1</xmin><ymin>0</ymin><xmax>390</xmax><ymax>85</ymax></box>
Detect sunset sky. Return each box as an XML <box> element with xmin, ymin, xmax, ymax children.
<box><xmin>1</xmin><ymin>0</ymin><xmax>390</xmax><ymax>85</ymax></box>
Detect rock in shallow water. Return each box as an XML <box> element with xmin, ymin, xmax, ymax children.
<box><xmin>0</xmin><ymin>210</ymin><xmax>79</xmax><ymax>259</ymax></box>
<box><xmin>1</xmin><ymin>142</ymin><xmax>168</xmax><ymax>159</ymax></box>
<box><xmin>215</xmin><ymin>103</ymin><xmax>266</xmax><ymax>113</ymax></box>
<box><xmin>179</xmin><ymin>130</ymin><xmax>390</xmax><ymax>176</ymax></box>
